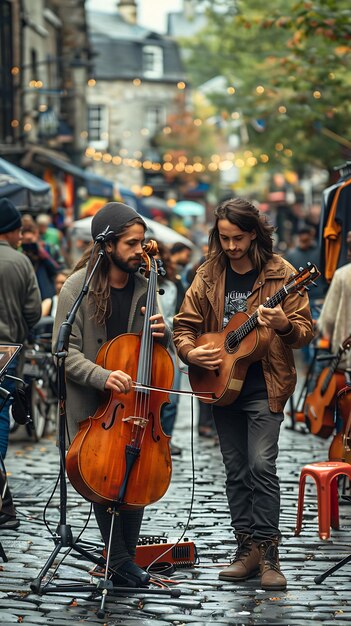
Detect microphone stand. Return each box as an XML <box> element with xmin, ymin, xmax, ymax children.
<box><xmin>30</xmin><ymin>241</ymin><xmax>180</xmax><ymax>617</ymax></box>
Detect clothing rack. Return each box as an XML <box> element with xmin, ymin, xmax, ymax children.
<box><xmin>333</xmin><ymin>161</ymin><xmax>351</xmax><ymax>177</ymax></box>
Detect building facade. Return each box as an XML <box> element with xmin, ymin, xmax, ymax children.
<box><xmin>86</xmin><ymin>0</ymin><xmax>186</xmax><ymax>190</ymax></box>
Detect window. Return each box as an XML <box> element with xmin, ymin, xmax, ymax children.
<box><xmin>145</xmin><ymin>106</ymin><xmax>166</xmax><ymax>135</ymax></box>
<box><xmin>142</xmin><ymin>45</ymin><xmax>163</xmax><ymax>79</ymax></box>
<box><xmin>87</xmin><ymin>105</ymin><xmax>108</xmax><ymax>149</ymax></box>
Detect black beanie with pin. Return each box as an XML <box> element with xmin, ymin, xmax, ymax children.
<box><xmin>91</xmin><ymin>202</ymin><xmax>146</xmax><ymax>242</ymax></box>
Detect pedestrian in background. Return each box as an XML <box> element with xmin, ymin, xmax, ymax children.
<box><xmin>317</xmin><ymin>230</ymin><xmax>351</xmax><ymax>373</ymax></box>
<box><xmin>284</xmin><ymin>225</ymin><xmax>328</xmax><ymax>365</ymax></box>
<box><xmin>21</xmin><ymin>224</ymin><xmax>60</xmax><ymax>300</ymax></box>
<box><xmin>0</xmin><ymin>198</ymin><xmax>41</xmax><ymax>529</ymax></box>
<box><xmin>170</xmin><ymin>242</ymin><xmax>193</xmax><ymax>289</ymax></box>
<box><xmin>156</xmin><ymin>241</ymin><xmax>185</xmax><ymax>456</ymax></box>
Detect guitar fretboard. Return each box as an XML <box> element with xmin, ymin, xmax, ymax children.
<box><xmin>320</xmin><ymin>347</ymin><xmax>343</xmax><ymax>395</ymax></box>
<box><xmin>226</xmin><ymin>286</ymin><xmax>287</xmax><ymax>351</ymax></box>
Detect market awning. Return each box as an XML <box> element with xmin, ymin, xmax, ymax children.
<box><xmin>0</xmin><ymin>157</ymin><xmax>52</xmax><ymax>212</ymax></box>
<box><xmin>29</xmin><ymin>150</ymin><xmax>114</xmax><ymax>199</ymax></box>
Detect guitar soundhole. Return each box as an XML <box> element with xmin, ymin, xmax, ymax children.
<box><xmin>225</xmin><ymin>331</ymin><xmax>240</xmax><ymax>353</ymax></box>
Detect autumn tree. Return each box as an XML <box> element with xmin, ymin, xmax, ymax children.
<box><xmin>182</xmin><ymin>0</ymin><xmax>351</xmax><ymax>177</ymax></box>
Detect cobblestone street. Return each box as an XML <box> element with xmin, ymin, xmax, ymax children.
<box><xmin>1</xmin><ymin>369</ymin><xmax>351</xmax><ymax>625</ymax></box>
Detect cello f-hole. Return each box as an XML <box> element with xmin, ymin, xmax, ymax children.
<box><xmin>102</xmin><ymin>402</ymin><xmax>124</xmax><ymax>430</ymax></box>
<box><xmin>149</xmin><ymin>412</ymin><xmax>160</xmax><ymax>442</ymax></box>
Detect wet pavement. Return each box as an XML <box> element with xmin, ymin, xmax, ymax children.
<box><xmin>1</xmin><ymin>368</ymin><xmax>351</xmax><ymax>625</ymax></box>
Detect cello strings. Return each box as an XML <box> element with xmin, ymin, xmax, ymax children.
<box><xmin>133</xmin><ymin>258</ymin><xmax>157</xmax><ymax>446</ymax></box>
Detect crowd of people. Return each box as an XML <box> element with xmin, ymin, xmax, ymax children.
<box><xmin>0</xmin><ymin>193</ymin><xmax>350</xmax><ymax>593</ymax></box>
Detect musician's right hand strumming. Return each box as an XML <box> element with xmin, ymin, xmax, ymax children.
<box><xmin>105</xmin><ymin>370</ymin><xmax>132</xmax><ymax>394</ymax></box>
<box><xmin>186</xmin><ymin>342</ymin><xmax>223</xmax><ymax>370</ymax></box>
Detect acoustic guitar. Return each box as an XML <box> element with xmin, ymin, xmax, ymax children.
<box><xmin>189</xmin><ymin>262</ymin><xmax>320</xmax><ymax>407</ymax></box>
<box><xmin>305</xmin><ymin>336</ymin><xmax>351</xmax><ymax>439</ymax></box>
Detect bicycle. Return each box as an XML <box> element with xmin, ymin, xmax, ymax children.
<box><xmin>10</xmin><ymin>317</ymin><xmax>57</xmax><ymax>441</ymax></box>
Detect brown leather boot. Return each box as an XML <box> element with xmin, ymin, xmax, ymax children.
<box><xmin>258</xmin><ymin>538</ymin><xmax>287</xmax><ymax>591</ymax></box>
<box><xmin>218</xmin><ymin>533</ymin><xmax>260</xmax><ymax>581</ymax></box>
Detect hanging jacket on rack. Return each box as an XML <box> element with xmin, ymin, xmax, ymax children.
<box><xmin>318</xmin><ymin>166</ymin><xmax>351</xmax><ymax>282</ymax></box>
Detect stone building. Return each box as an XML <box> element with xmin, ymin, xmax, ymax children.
<box><xmin>86</xmin><ymin>0</ymin><xmax>186</xmax><ymax>190</ymax></box>
<box><xmin>0</xmin><ymin>0</ymin><xmax>91</xmax><ymax>163</ymax></box>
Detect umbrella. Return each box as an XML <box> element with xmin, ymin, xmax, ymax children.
<box><xmin>0</xmin><ymin>157</ymin><xmax>52</xmax><ymax>212</ymax></box>
<box><xmin>141</xmin><ymin>196</ymin><xmax>173</xmax><ymax>215</ymax></box>
<box><xmin>173</xmin><ymin>200</ymin><xmax>205</xmax><ymax>218</ymax></box>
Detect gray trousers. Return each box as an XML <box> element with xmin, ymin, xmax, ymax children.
<box><xmin>213</xmin><ymin>397</ymin><xmax>284</xmax><ymax>542</ymax></box>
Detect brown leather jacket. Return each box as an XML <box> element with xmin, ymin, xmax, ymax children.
<box><xmin>173</xmin><ymin>252</ymin><xmax>314</xmax><ymax>413</ymax></box>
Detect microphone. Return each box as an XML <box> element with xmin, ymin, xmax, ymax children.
<box><xmin>94</xmin><ymin>225</ymin><xmax>115</xmax><ymax>243</ymax></box>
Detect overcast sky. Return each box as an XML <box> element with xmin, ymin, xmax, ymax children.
<box><xmin>86</xmin><ymin>0</ymin><xmax>183</xmax><ymax>33</ymax></box>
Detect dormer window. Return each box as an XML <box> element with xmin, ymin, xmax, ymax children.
<box><xmin>142</xmin><ymin>45</ymin><xmax>163</xmax><ymax>79</ymax></box>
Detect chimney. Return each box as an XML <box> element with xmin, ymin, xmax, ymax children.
<box><xmin>183</xmin><ymin>0</ymin><xmax>195</xmax><ymax>19</ymax></box>
<box><xmin>117</xmin><ymin>0</ymin><xmax>137</xmax><ymax>24</ymax></box>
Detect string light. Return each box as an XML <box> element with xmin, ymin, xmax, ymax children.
<box><xmin>84</xmin><ymin>145</ymin><xmax>287</xmax><ymax>175</ymax></box>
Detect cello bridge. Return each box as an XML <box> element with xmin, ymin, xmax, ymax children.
<box><xmin>122</xmin><ymin>415</ymin><xmax>148</xmax><ymax>428</ymax></box>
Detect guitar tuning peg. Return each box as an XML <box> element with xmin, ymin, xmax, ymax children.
<box><xmin>297</xmin><ymin>290</ymin><xmax>304</xmax><ymax>297</ymax></box>
<box><xmin>298</xmin><ymin>266</ymin><xmax>304</xmax><ymax>271</ymax></box>
<box><xmin>304</xmin><ymin>286</ymin><xmax>310</xmax><ymax>291</ymax></box>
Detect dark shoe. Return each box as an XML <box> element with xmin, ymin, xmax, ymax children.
<box><xmin>258</xmin><ymin>538</ymin><xmax>287</xmax><ymax>591</ymax></box>
<box><xmin>0</xmin><ymin>513</ymin><xmax>20</xmax><ymax>530</ymax></box>
<box><xmin>218</xmin><ymin>533</ymin><xmax>260</xmax><ymax>582</ymax></box>
<box><xmin>111</xmin><ymin>560</ymin><xmax>150</xmax><ymax>587</ymax></box>
<box><xmin>170</xmin><ymin>443</ymin><xmax>182</xmax><ymax>456</ymax></box>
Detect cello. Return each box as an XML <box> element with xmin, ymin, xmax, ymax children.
<box><xmin>66</xmin><ymin>241</ymin><xmax>174</xmax><ymax>508</ymax></box>
<box><xmin>304</xmin><ymin>336</ymin><xmax>351</xmax><ymax>439</ymax></box>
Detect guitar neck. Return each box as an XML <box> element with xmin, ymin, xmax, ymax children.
<box><xmin>231</xmin><ymin>286</ymin><xmax>287</xmax><ymax>344</ymax></box>
<box><xmin>321</xmin><ymin>348</ymin><xmax>343</xmax><ymax>395</ymax></box>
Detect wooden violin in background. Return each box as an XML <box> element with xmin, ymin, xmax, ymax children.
<box><xmin>305</xmin><ymin>336</ymin><xmax>351</xmax><ymax>439</ymax></box>
<box><xmin>189</xmin><ymin>263</ymin><xmax>320</xmax><ymax>407</ymax></box>
<box><xmin>66</xmin><ymin>241</ymin><xmax>174</xmax><ymax>508</ymax></box>
<box><xmin>328</xmin><ymin>383</ymin><xmax>351</xmax><ymax>461</ymax></box>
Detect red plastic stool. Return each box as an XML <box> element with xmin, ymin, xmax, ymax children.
<box><xmin>294</xmin><ymin>461</ymin><xmax>351</xmax><ymax>540</ymax></box>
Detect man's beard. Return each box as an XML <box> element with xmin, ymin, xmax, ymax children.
<box><xmin>110</xmin><ymin>251</ymin><xmax>141</xmax><ymax>273</ymax></box>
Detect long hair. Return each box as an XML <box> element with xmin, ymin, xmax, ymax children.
<box><xmin>73</xmin><ymin>216</ymin><xmax>146</xmax><ymax>325</ymax></box>
<box><xmin>208</xmin><ymin>197</ymin><xmax>275</xmax><ymax>273</ymax></box>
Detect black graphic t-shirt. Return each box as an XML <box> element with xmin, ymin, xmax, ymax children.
<box><xmin>224</xmin><ymin>263</ymin><xmax>267</xmax><ymax>401</ymax></box>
